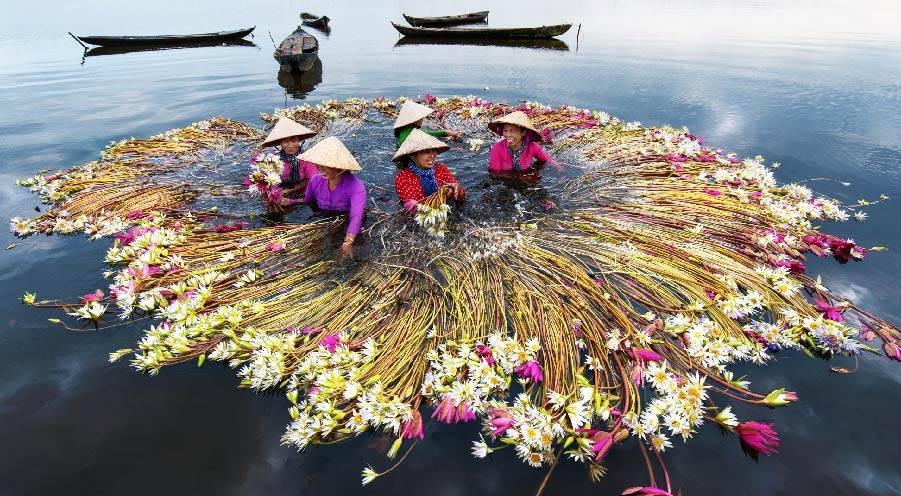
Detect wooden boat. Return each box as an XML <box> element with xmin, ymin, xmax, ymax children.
<box><xmin>72</xmin><ymin>27</ymin><xmax>255</xmax><ymax>47</ymax></box>
<box><xmin>300</xmin><ymin>12</ymin><xmax>330</xmax><ymax>32</ymax></box>
<box><xmin>402</xmin><ymin>11</ymin><xmax>489</xmax><ymax>27</ymax></box>
<box><xmin>395</xmin><ymin>36</ymin><xmax>568</xmax><ymax>51</ymax></box>
<box><xmin>273</xmin><ymin>27</ymin><xmax>319</xmax><ymax>72</ymax></box>
<box><xmin>83</xmin><ymin>39</ymin><xmax>256</xmax><ymax>57</ymax></box>
<box><xmin>390</xmin><ymin>22</ymin><xmax>571</xmax><ymax>39</ymax></box>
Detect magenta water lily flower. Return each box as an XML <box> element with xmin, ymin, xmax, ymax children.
<box><xmin>622</xmin><ymin>486</ymin><xmax>674</xmax><ymax>496</ymax></box>
<box><xmin>772</xmin><ymin>258</ymin><xmax>806</xmax><ymax>274</ymax></box>
<box><xmin>590</xmin><ymin>431</ymin><xmax>613</xmax><ymax>462</ymax></box>
<box><xmin>431</xmin><ymin>397</ymin><xmax>475</xmax><ymax>424</ymax></box>
<box><xmin>475</xmin><ymin>344</ymin><xmax>495</xmax><ymax>366</ymax></box>
<box><xmin>814</xmin><ymin>299</ymin><xmax>845</xmax><ymax>322</ymax></box>
<box><xmin>266</xmin><ymin>240</ymin><xmax>285</xmax><ymax>251</ymax></box>
<box><xmin>634</xmin><ymin>348</ymin><xmax>662</xmax><ymax>362</ymax></box>
<box><xmin>736</xmin><ymin>421</ymin><xmax>780</xmax><ymax>459</ymax></box>
<box><xmin>401</xmin><ymin>410</ymin><xmax>424</xmax><ymax>439</ymax></box>
<box><xmin>82</xmin><ymin>289</ymin><xmax>104</xmax><ymax>303</ymax></box>
<box><xmin>213</xmin><ymin>222</ymin><xmax>246</xmax><ymax>233</ymax></box>
<box><xmin>489</xmin><ymin>408</ymin><xmax>515</xmax><ymax>437</ymax></box>
<box><xmin>884</xmin><ymin>341</ymin><xmax>901</xmax><ymax>361</ymax></box>
<box><xmin>514</xmin><ymin>360</ymin><xmax>544</xmax><ymax>383</ymax></box>
<box><xmin>320</xmin><ymin>333</ymin><xmax>341</xmax><ymax>353</ymax></box>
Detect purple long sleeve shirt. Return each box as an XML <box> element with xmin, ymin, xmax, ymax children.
<box><xmin>302</xmin><ymin>173</ymin><xmax>367</xmax><ymax>237</ymax></box>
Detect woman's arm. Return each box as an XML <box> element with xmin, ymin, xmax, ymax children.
<box><xmin>531</xmin><ymin>143</ymin><xmax>562</xmax><ymax>171</ymax></box>
<box><xmin>345</xmin><ymin>181</ymin><xmax>367</xmax><ymax>239</ymax></box>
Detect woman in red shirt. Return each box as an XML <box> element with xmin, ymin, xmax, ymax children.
<box><xmin>393</xmin><ymin>129</ymin><xmax>465</xmax><ymax>214</ymax></box>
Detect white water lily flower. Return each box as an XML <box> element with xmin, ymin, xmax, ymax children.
<box><xmin>361</xmin><ymin>467</ymin><xmax>378</xmax><ymax>486</ymax></box>
<box><xmin>471</xmin><ymin>438</ymin><xmax>492</xmax><ymax>459</ymax></box>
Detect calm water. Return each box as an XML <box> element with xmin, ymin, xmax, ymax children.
<box><xmin>2</xmin><ymin>1</ymin><xmax>900</xmax><ymax>494</ymax></box>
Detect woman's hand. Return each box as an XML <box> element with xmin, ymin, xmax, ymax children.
<box><xmin>444</xmin><ymin>183</ymin><xmax>464</xmax><ymax>201</ymax></box>
<box><xmin>445</xmin><ymin>130</ymin><xmax>463</xmax><ymax>140</ymax></box>
<box><xmin>340</xmin><ymin>237</ymin><xmax>354</xmax><ymax>257</ymax></box>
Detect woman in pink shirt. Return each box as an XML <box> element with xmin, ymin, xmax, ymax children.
<box><xmin>251</xmin><ymin>117</ymin><xmax>319</xmax><ymax>202</ymax></box>
<box><xmin>487</xmin><ymin>111</ymin><xmax>561</xmax><ymax>185</ymax></box>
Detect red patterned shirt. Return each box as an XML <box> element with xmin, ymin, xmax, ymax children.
<box><xmin>394</xmin><ymin>163</ymin><xmax>464</xmax><ymax>203</ymax></box>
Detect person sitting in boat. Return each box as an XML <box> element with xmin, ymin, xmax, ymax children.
<box><xmin>296</xmin><ymin>136</ymin><xmax>367</xmax><ymax>257</ymax></box>
<box><xmin>394</xmin><ymin>129</ymin><xmax>465</xmax><ymax>214</ymax></box>
<box><xmin>487</xmin><ymin>111</ymin><xmax>561</xmax><ymax>185</ymax></box>
<box><xmin>394</xmin><ymin>100</ymin><xmax>461</xmax><ymax>165</ymax></box>
<box><xmin>253</xmin><ymin>116</ymin><xmax>319</xmax><ymax>203</ymax></box>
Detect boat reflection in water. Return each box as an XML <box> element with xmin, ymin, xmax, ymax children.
<box><xmin>277</xmin><ymin>56</ymin><xmax>323</xmax><ymax>99</ymax></box>
<box><xmin>394</xmin><ymin>36</ymin><xmax>568</xmax><ymax>51</ymax></box>
<box><xmin>83</xmin><ymin>39</ymin><xmax>257</xmax><ymax>58</ymax></box>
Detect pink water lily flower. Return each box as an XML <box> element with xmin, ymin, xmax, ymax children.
<box><xmin>703</xmin><ymin>187</ymin><xmax>721</xmax><ymax>196</ymax></box>
<box><xmin>109</xmin><ymin>281</ymin><xmax>135</xmax><ymax>300</ymax></box>
<box><xmin>514</xmin><ymin>360</ymin><xmax>544</xmax><ymax>383</ymax></box>
<box><xmin>431</xmin><ymin>397</ymin><xmax>475</xmax><ymax>424</ymax></box>
<box><xmin>401</xmin><ymin>410</ymin><xmax>425</xmax><ymax>439</ymax></box>
<box><xmin>771</xmin><ymin>258</ymin><xmax>806</xmax><ymax>274</ymax></box>
<box><xmin>590</xmin><ymin>431</ymin><xmax>613</xmax><ymax>462</ymax></box>
<box><xmin>488</xmin><ymin>408</ymin><xmax>515</xmax><ymax>437</ymax></box>
<box><xmin>320</xmin><ymin>333</ymin><xmax>341</xmax><ymax>353</ymax></box>
<box><xmin>814</xmin><ymin>299</ymin><xmax>845</xmax><ymax>322</ymax></box>
<box><xmin>82</xmin><ymin>289</ymin><xmax>104</xmax><ymax>303</ymax></box>
<box><xmin>126</xmin><ymin>209</ymin><xmax>145</xmax><ymax>220</ymax></box>
<box><xmin>475</xmin><ymin>344</ymin><xmax>495</xmax><ymax>366</ymax></box>
<box><xmin>213</xmin><ymin>222</ymin><xmax>247</xmax><ymax>233</ymax></box>
<box><xmin>622</xmin><ymin>487</ymin><xmax>674</xmax><ymax>496</ymax></box>
<box><xmin>633</xmin><ymin>348</ymin><xmax>662</xmax><ymax>362</ymax></box>
<box><xmin>736</xmin><ymin>421</ymin><xmax>780</xmax><ymax>459</ymax></box>
<box><xmin>266</xmin><ymin>241</ymin><xmax>285</xmax><ymax>251</ymax></box>
<box><xmin>884</xmin><ymin>342</ymin><xmax>901</xmax><ymax>361</ymax></box>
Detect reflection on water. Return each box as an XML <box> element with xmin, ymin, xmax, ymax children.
<box><xmin>1</xmin><ymin>0</ymin><xmax>900</xmax><ymax>494</ymax></box>
<box><xmin>395</xmin><ymin>36</ymin><xmax>569</xmax><ymax>51</ymax></box>
<box><xmin>277</xmin><ymin>57</ymin><xmax>323</xmax><ymax>98</ymax></box>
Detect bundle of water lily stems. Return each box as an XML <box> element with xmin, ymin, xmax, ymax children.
<box><xmin>11</xmin><ymin>95</ymin><xmax>900</xmax><ymax>495</ymax></box>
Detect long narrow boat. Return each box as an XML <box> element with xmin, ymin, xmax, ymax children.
<box><xmin>395</xmin><ymin>36</ymin><xmax>568</xmax><ymax>51</ymax></box>
<box><xmin>73</xmin><ymin>27</ymin><xmax>255</xmax><ymax>47</ymax></box>
<box><xmin>402</xmin><ymin>11</ymin><xmax>489</xmax><ymax>27</ymax></box>
<box><xmin>390</xmin><ymin>22</ymin><xmax>571</xmax><ymax>39</ymax></box>
<box><xmin>300</xmin><ymin>12</ymin><xmax>330</xmax><ymax>32</ymax></box>
<box><xmin>273</xmin><ymin>27</ymin><xmax>319</xmax><ymax>72</ymax></box>
<box><xmin>84</xmin><ymin>39</ymin><xmax>256</xmax><ymax>57</ymax></box>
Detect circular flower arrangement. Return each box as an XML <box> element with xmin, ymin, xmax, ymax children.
<box><xmin>10</xmin><ymin>96</ymin><xmax>900</xmax><ymax>495</ymax></box>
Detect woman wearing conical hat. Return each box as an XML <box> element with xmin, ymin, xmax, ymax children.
<box><xmin>487</xmin><ymin>111</ymin><xmax>561</xmax><ymax>185</ymax></box>
<box><xmin>249</xmin><ymin>116</ymin><xmax>319</xmax><ymax>203</ymax></box>
<box><xmin>296</xmin><ymin>137</ymin><xmax>367</xmax><ymax>257</ymax></box>
<box><xmin>393</xmin><ymin>129</ymin><xmax>465</xmax><ymax>214</ymax></box>
<box><xmin>393</xmin><ymin>100</ymin><xmax>461</xmax><ymax>154</ymax></box>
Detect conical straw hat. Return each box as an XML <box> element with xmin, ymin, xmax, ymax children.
<box><xmin>298</xmin><ymin>136</ymin><xmax>362</xmax><ymax>171</ymax></box>
<box><xmin>392</xmin><ymin>128</ymin><xmax>449</xmax><ymax>163</ymax></box>
<box><xmin>393</xmin><ymin>100</ymin><xmax>435</xmax><ymax>130</ymax></box>
<box><xmin>261</xmin><ymin>116</ymin><xmax>317</xmax><ymax>147</ymax></box>
<box><xmin>488</xmin><ymin>111</ymin><xmax>542</xmax><ymax>142</ymax></box>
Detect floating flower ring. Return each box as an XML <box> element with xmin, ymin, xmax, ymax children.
<box><xmin>11</xmin><ymin>96</ymin><xmax>900</xmax><ymax>495</ymax></box>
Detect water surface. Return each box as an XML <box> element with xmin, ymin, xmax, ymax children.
<box><xmin>1</xmin><ymin>1</ymin><xmax>900</xmax><ymax>494</ymax></box>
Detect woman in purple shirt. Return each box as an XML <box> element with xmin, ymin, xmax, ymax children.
<box><xmin>296</xmin><ymin>136</ymin><xmax>367</xmax><ymax>257</ymax></box>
